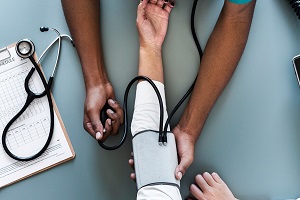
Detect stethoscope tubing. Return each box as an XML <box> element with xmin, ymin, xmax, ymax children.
<box><xmin>2</xmin><ymin>28</ymin><xmax>74</xmax><ymax>161</ymax></box>
<box><xmin>98</xmin><ymin>76</ymin><xmax>165</xmax><ymax>150</ymax></box>
<box><xmin>2</xmin><ymin>56</ymin><xmax>54</xmax><ymax>161</ymax></box>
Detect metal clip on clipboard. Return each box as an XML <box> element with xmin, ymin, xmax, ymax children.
<box><xmin>0</xmin><ymin>47</ymin><xmax>11</xmax><ymax>61</ymax></box>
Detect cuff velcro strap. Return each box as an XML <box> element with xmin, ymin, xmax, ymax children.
<box><xmin>132</xmin><ymin>130</ymin><xmax>180</xmax><ymax>190</ymax></box>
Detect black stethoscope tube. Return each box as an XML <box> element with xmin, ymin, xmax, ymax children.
<box><xmin>162</xmin><ymin>0</ymin><xmax>202</xmax><ymax>143</ymax></box>
<box><xmin>2</xmin><ymin>28</ymin><xmax>74</xmax><ymax>161</ymax></box>
<box><xmin>98</xmin><ymin>76</ymin><xmax>165</xmax><ymax>150</ymax></box>
<box><xmin>2</xmin><ymin>56</ymin><xmax>54</xmax><ymax>161</ymax></box>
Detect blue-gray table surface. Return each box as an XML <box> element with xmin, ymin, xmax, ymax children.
<box><xmin>1</xmin><ymin>1</ymin><xmax>300</xmax><ymax>200</ymax></box>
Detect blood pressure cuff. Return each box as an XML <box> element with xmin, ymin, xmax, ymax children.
<box><xmin>132</xmin><ymin>130</ymin><xmax>180</xmax><ymax>190</ymax></box>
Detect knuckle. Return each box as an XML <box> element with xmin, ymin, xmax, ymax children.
<box><xmin>85</xmin><ymin>107</ymin><xmax>94</xmax><ymax>116</ymax></box>
<box><xmin>91</xmin><ymin>121</ymin><xmax>100</xmax><ymax>129</ymax></box>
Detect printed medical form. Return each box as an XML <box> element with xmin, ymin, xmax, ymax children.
<box><xmin>0</xmin><ymin>44</ymin><xmax>75</xmax><ymax>188</ymax></box>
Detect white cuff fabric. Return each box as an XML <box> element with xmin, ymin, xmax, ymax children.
<box><xmin>131</xmin><ymin>80</ymin><xmax>170</xmax><ymax>136</ymax></box>
<box><xmin>137</xmin><ymin>185</ymin><xmax>182</xmax><ymax>200</ymax></box>
<box><xmin>131</xmin><ymin>80</ymin><xmax>181</xmax><ymax>200</ymax></box>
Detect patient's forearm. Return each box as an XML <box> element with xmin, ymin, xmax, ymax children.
<box><xmin>138</xmin><ymin>47</ymin><xmax>164</xmax><ymax>83</ymax></box>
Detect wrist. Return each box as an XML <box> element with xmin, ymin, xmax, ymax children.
<box><xmin>139</xmin><ymin>46</ymin><xmax>162</xmax><ymax>63</ymax></box>
<box><xmin>85</xmin><ymin>82</ymin><xmax>113</xmax><ymax>97</ymax></box>
<box><xmin>139</xmin><ymin>44</ymin><xmax>162</xmax><ymax>55</ymax></box>
<box><xmin>81</xmin><ymin>62</ymin><xmax>109</xmax><ymax>90</ymax></box>
<box><xmin>177</xmin><ymin>111</ymin><xmax>206</xmax><ymax>143</ymax></box>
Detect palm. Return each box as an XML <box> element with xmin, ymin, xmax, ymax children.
<box><xmin>137</xmin><ymin>3</ymin><xmax>171</xmax><ymax>48</ymax></box>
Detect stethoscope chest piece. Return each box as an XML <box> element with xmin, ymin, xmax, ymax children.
<box><xmin>16</xmin><ymin>39</ymin><xmax>35</xmax><ymax>58</ymax></box>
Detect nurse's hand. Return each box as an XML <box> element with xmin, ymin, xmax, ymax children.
<box><xmin>137</xmin><ymin>0</ymin><xmax>175</xmax><ymax>50</ymax></box>
<box><xmin>83</xmin><ymin>83</ymin><xmax>124</xmax><ymax>141</ymax></box>
<box><xmin>172</xmin><ymin>125</ymin><xmax>196</xmax><ymax>181</ymax></box>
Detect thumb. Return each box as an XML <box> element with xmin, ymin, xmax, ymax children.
<box><xmin>89</xmin><ymin>110</ymin><xmax>104</xmax><ymax>140</ymax></box>
<box><xmin>137</xmin><ymin>0</ymin><xmax>147</xmax><ymax>22</ymax></box>
<box><xmin>175</xmin><ymin>154</ymin><xmax>193</xmax><ymax>180</ymax></box>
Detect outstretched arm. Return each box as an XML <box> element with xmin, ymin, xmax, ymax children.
<box><xmin>132</xmin><ymin>1</ymin><xmax>180</xmax><ymax>199</ymax></box>
<box><xmin>61</xmin><ymin>0</ymin><xmax>123</xmax><ymax>141</ymax></box>
<box><xmin>174</xmin><ymin>0</ymin><xmax>256</xmax><ymax>180</ymax></box>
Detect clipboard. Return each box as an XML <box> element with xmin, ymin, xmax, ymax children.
<box><xmin>0</xmin><ymin>42</ymin><xmax>75</xmax><ymax>188</ymax></box>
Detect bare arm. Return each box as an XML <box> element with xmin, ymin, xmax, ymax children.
<box><xmin>174</xmin><ymin>0</ymin><xmax>256</xmax><ymax>179</ymax></box>
<box><xmin>61</xmin><ymin>0</ymin><xmax>123</xmax><ymax>141</ymax></box>
<box><xmin>62</xmin><ymin>0</ymin><xmax>106</xmax><ymax>88</ymax></box>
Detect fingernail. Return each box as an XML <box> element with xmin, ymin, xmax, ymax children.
<box><xmin>107</xmin><ymin>109</ymin><xmax>114</xmax><ymax>114</ymax></box>
<box><xmin>108</xmin><ymin>99</ymin><xmax>115</xmax><ymax>104</ymax></box>
<box><xmin>96</xmin><ymin>131</ymin><xmax>102</xmax><ymax>140</ymax></box>
<box><xmin>177</xmin><ymin>172</ymin><xmax>182</xmax><ymax>180</ymax></box>
<box><xmin>103</xmin><ymin>128</ymin><xmax>106</xmax><ymax>134</ymax></box>
<box><xmin>108</xmin><ymin>119</ymin><xmax>112</xmax><ymax>126</ymax></box>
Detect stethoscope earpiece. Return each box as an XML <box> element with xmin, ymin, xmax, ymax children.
<box><xmin>16</xmin><ymin>39</ymin><xmax>35</xmax><ymax>58</ymax></box>
<box><xmin>40</xmin><ymin>27</ymin><xmax>49</xmax><ymax>32</ymax></box>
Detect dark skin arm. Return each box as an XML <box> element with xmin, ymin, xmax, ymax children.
<box><xmin>61</xmin><ymin>0</ymin><xmax>124</xmax><ymax>141</ymax></box>
<box><xmin>174</xmin><ymin>0</ymin><xmax>256</xmax><ymax>180</ymax></box>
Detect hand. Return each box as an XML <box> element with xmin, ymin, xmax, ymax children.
<box><xmin>172</xmin><ymin>125</ymin><xmax>196</xmax><ymax>180</ymax></box>
<box><xmin>128</xmin><ymin>152</ymin><xmax>136</xmax><ymax>182</ymax></box>
<box><xmin>137</xmin><ymin>0</ymin><xmax>175</xmax><ymax>50</ymax></box>
<box><xmin>188</xmin><ymin>172</ymin><xmax>237</xmax><ymax>200</ymax></box>
<box><xmin>83</xmin><ymin>82</ymin><xmax>124</xmax><ymax>141</ymax></box>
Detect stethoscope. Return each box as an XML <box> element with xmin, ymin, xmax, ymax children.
<box><xmin>1</xmin><ymin>27</ymin><xmax>74</xmax><ymax>161</ymax></box>
<box><xmin>98</xmin><ymin>0</ymin><xmax>202</xmax><ymax>150</ymax></box>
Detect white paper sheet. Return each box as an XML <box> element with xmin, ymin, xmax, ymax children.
<box><xmin>0</xmin><ymin>44</ymin><xmax>75</xmax><ymax>188</ymax></box>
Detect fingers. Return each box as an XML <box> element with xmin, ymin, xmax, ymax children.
<box><xmin>102</xmin><ymin>99</ymin><xmax>123</xmax><ymax>138</ymax></box>
<box><xmin>175</xmin><ymin>153</ymin><xmax>193</xmax><ymax>180</ymax></box>
<box><xmin>148</xmin><ymin>0</ymin><xmax>158</xmax><ymax>3</ymax></box>
<box><xmin>84</xmin><ymin>109</ymin><xmax>104</xmax><ymax>141</ymax></box>
<box><xmin>190</xmin><ymin>183</ymin><xmax>205</xmax><ymax>200</ymax></box>
<box><xmin>137</xmin><ymin>0</ymin><xmax>147</xmax><ymax>23</ymax></box>
<box><xmin>107</xmin><ymin>99</ymin><xmax>124</xmax><ymax>124</ymax></box>
<box><xmin>130</xmin><ymin>173</ymin><xmax>136</xmax><ymax>181</ymax></box>
<box><xmin>203</xmin><ymin>172</ymin><xmax>217</xmax><ymax>187</ymax></box>
<box><xmin>129</xmin><ymin>158</ymin><xmax>135</xmax><ymax>170</ymax></box>
<box><xmin>211</xmin><ymin>172</ymin><xmax>224</xmax><ymax>184</ymax></box>
<box><xmin>189</xmin><ymin>173</ymin><xmax>214</xmax><ymax>200</ymax></box>
<box><xmin>190</xmin><ymin>172</ymin><xmax>236</xmax><ymax>200</ymax></box>
<box><xmin>195</xmin><ymin>174</ymin><xmax>211</xmax><ymax>191</ymax></box>
<box><xmin>129</xmin><ymin>152</ymin><xmax>136</xmax><ymax>181</ymax></box>
<box><xmin>101</xmin><ymin>118</ymin><xmax>112</xmax><ymax>141</ymax></box>
<box><xmin>84</xmin><ymin>98</ymin><xmax>123</xmax><ymax>142</ymax></box>
<box><xmin>139</xmin><ymin>0</ymin><xmax>175</xmax><ymax>14</ymax></box>
<box><xmin>157</xmin><ymin>0</ymin><xmax>175</xmax><ymax>13</ymax></box>
<box><xmin>129</xmin><ymin>152</ymin><xmax>135</xmax><ymax>170</ymax></box>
